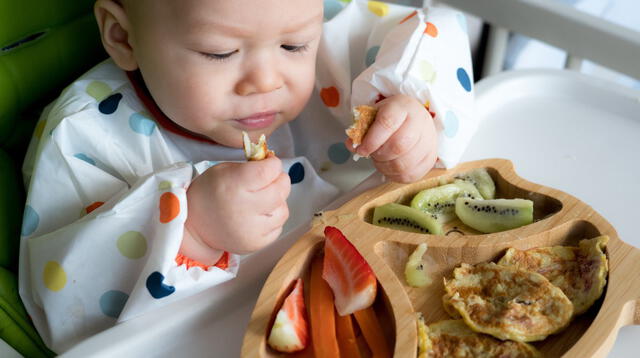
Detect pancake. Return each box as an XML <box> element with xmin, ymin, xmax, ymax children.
<box><xmin>443</xmin><ymin>262</ymin><xmax>573</xmax><ymax>342</ymax></box>
<box><xmin>422</xmin><ymin>319</ymin><xmax>541</xmax><ymax>358</ymax></box>
<box><xmin>498</xmin><ymin>236</ymin><xmax>609</xmax><ymax>315</ymax></box>
<box><xmin>346</xmin><ymin>105</ymin><xmax>377</xmax><ymax>147</ymax></box>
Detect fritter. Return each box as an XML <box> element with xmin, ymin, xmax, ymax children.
<box><xmin>498</xmin><ymin>235</ymin><xmax>608</xmax><ymax>315</ymax></box>
<box><xmin>422</xmin><ymin>319</ymin><xmax>541</xmax><ymax>358</ymax></box>
<box><xmin>443</xmin><ymin>262</ymin><xmax>573</xmax><ymax>342</ymax></box>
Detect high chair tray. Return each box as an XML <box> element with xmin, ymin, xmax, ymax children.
<box><xmin>61</xmin><ymin>69</ymin><xmax>640</xmax><ymax>357</ymax></box>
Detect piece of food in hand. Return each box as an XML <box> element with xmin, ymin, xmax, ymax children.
<box><xmin>444</xmin><ymin>262</ymin><xmax>573</xmax><ymax>342</ymax></box>
<box><xmin>405</xmin><ymin>243</ymin><xmax>432</xmax><ymax>287</ymax></box>
<box><xmin>424</xmin><ymin>319</ymin><xmax>542</xmax><ymax>358</ymax></box>
<box><xmin>455</xmin><ymin>197</ymin><xmax>533</xmax><ymax>233</ymax></box>
<box><xmin>345</xmin><ymin>105</ymin><xmax>377</xmax><ymax>148</ymax></box>
<box><xmin>242</xmin><ymin>131</ymin><xmax>274</xmax><ymax>161</ymax></box>
<box><xmin>498</xmin><ymin>235</ymin><xmax>609</xmax><ymax>315</ymax></box>
<box><xmin>373</xmin><ymin>203</ymin><xmax>443</xmax><ymax>235</ymax></box>
<box><xmin>322</xmin><ymin>226</ymin><xmax>377</xmax><ymax>316</ymax></box>
<box><xmin>410</xmin><ymin>181</ymin><xmax>483</xmax><ymax>224</ymax></box>
<box><xmin>454</xmin><ymin>168</ymin><xmax>496</xmax><ymax>200</ymax></box>
<box><xmin>267</xmin><ymin>278</ymin><xmax>309</xmax><ymax>353</ymax></box>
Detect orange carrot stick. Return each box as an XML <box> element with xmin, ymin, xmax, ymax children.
<box><xmin>353</xmin><ymin>307</ymin><xmax>391</xmax><ymax>358</ymax></box>
<box><xmin>335</xmin><ymin>312</ymin><xmax>362</xmax><ymax>358</ymax></box>
<box><xmin>309</xmin><ymin>255</ymin><xmax>340</xmax><ymax>358</ymax></box>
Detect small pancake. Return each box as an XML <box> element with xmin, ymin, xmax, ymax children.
<box><xmin>498</xmin><ymin>235</ymin><xmax>609</xmax><ymax>315</ymax></box>
<box><xmin>423</xmin><ymin>319</ymin><xmax>541</xmax><ymax>358</ymax></box>
<box><xmin>345</xmin><ymin>105</ymin><xmax>377</xmax><ymax>147</ymax></box>
<box><xmin>242</xmin><ymin>131</ymin><xmax>274</xmax><ymax>161</ymax></box>
<box><xmin>444</xmin><ymin>262</ymin><xmax>573</xmax><ymax>342</ymax></box>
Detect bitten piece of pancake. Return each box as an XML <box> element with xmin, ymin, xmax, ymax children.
<box><xmin>346</xmin><ymin>105</ymin><xmax>377</xmax><ymax>148</ymax></box>
<box><xmin>498</xmin><ymin>235</ymin><xmax>609</xmax><ymax>315</ymax></box>
<box><xmin>242</xmin><ymin>131</ymin><xmax>274</xmax><ymax>161</ymax></box>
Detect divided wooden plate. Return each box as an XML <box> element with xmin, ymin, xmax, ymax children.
<box><xmin>241</xmin><ymin>158</ymin><xmax>640</xmax><ymax>357</ymax></box>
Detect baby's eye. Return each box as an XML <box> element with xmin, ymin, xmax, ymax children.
<box><xmin>281</xmin><ymin>44</ymin><xmax>308</xmax><ymax>53</ymax></box>
<box><xmin>201</xmin><ymin>50</ymin><xmax>238</xmax><ymax>61</ymax></box>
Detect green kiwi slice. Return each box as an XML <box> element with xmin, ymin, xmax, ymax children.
<box><xmin>454</xmin><ymin>168</ymin><xmax>496</xmax><ymax>199</ymax></box>
<box><xmin>454</xmin><ymin>197</ymin><xmax>533</xmax><ymax>233</ymax></box>
<box><xmin>410</xmin><ymin>181</ymin><xmax>482</xmax><ymax>223</ymax></box>
<box><xmin>372</xmin><ymin>203</ymin><xmax>443</xmax><ymax>235</ymax></box>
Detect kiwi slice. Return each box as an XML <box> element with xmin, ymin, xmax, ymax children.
<box><xmin>373</xmin><ymin>203</ymin><xmax>443</xmax><ymax>235</ymax></box>
<box><xmin>454</xmin><ymin>168</ymin><xmax>496</xmax><ymax>199</ymax></box>
<box><xmin>410</xmin><ymin>181</ymin><xmax>482</xmax><ymax>223</ymax></box>
<box><xmin>454</xmin><ymin>197</ymin><xmax>533</xmax><ymax>233</ymax></box>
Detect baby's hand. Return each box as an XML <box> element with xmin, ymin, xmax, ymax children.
<box><xmin>181</xmin><ymin>156</ymin><xmax>291</xmax><ymax>261</ymax></box>
<box><xmin>346</xmin><ymin>95</ymin><xmax>438</xmax><ymax>183</ymax></box>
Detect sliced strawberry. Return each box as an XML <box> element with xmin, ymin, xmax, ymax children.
<box><xmin>322</xmin><ymin>226</ymin><xmax>377</xmax><ymax>316</ymax></box>
<box><xmin>267</xmin><ymin>278</ymin><xmax>309</xmax><ymax>353</ymax></box>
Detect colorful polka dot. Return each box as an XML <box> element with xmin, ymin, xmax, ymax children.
<box><xmin>34</xmin><ymin>119</ymin><xmax>46</xmax><ymax>140</ymax></box>
<box><xmin>424</xmin><ymin>22</ymin><xmax>438</xmax><ymax>37</ymax></box>
<box><xmin>86</xmin><ymin>81</ymin><xmax>112</xmax><ymax>102</ymax></box>
<box><xmin>288</xmin><ymin>162</ymin><xmax>305</xmax><ymax>184</ymax></box>
<box><xmin>365</xmin><ymin>46</ymin><xmax>380</xmax><ymax>67</ymax></box>
<box><xmin>129</xmin><ymin>113</ymin><xmax>156</xmax><ymax>136</ymax></box>
<box><xmin>21</xmin><ymin>205</ymin><xmax>39</xmax><ymax>236</ymax></box>
<box><xmin>457</xmin><ymin>68</ymin><xmax>472</xmax><ymax>92</ymax></box>
<box><xmin>98</xmin><ymin>93</ymin><xmax>123</xmax><ymax>115</ymax></box>
<box><xmin>320</xmin><ymin>86</ymin><xmax>340</xmax><ymax>107</ymax></box>
<box><xmin>328</xmin><ymin>143</ymin><xmax>350</xmax><ymax>164</ymax></box>
<box><xmin>86</xmin><ymin>201</ymin><xmax>105</xmax><ymax>214</ymax></box>
<box><xmin>158</xmin><ymin>181</ymin><xmax>172</xmax><ymax>191</ymax></box>
<box><xmin>159</xmin><ymin>192</ymin><xmax>180</xmax><ymax>223</ymax></box>
<box><xmin>146</xmin><ymin>271</ymin><xmax>175</xmax><ymax>299</ymax></box>
<box><xmin>443</xmin><ymin>111</ymin><xmax>459</xmax><ymax>138</ymax></box>
<box><xmin>456</xmin><ymin>12</ymin><xmax>468</xmax><ymax>33</ymax></box>
<box><xmin>74</xmin><ymin>153</ymin><xmax>96</xmax><ymax>166</ymax></box>
<box><xmin>324</xmin><ymin>0</ymin><xmax>343</xmax><ymax>21</ymax></box>
<box><xmin>117</xmin><ymin>231</ymin><xmax>147</xmax><ymax>259</ymax></box>
<box><xmin>43</xmin><ymin>261</ymin><xmax>66</xmax><ymax>292</ymax></box>
<box><xmin>417</xmin><ymin>60</ymin><xmax>437</xmax><ymax>83</ymax></box>
<box><xmin>399</xmin><ymin>10</ymin><xmax>417</xmax><ymax>24</ymax></box>
<box><xmin>368</xmin><ymin>1</ymin><xmax>389</xmax><ymax>17</ymax></box>
<box><xmin>99</xmin><ymin>290</ymin><xmax>129</xmax><ymax>318</ymax></box>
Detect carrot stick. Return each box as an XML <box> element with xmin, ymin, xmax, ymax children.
<box><xmin>335</xmin><ymin>311</ymin><xmax>362</xmax><ymax>358</ymax></box>
<box><xmin>353</xmin><ymin>307</ymin><xmax>391</xmax><ymax>358</ymax></box>
<box><xmin>309</xmin><ymin>255</ymin><xmax>340</xmax><ymax>358</ymax></box>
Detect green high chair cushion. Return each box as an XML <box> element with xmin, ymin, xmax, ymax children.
<box><xmin>0</xmin><ymin>0</ymin><xmax>106</xmax><ymax>146</ymax></box>
<box><xmin>0</xmin><ymin>148</ymin><xmax>21</xmax><ymax>269</ymax></box>
<box><xmin>0</xmin><ymin>266</ymin><xmax>54</xmax><ymax>358</ymax></box>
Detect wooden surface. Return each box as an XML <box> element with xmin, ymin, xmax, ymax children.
<box><xmin>240</xmin><ymin>159</ymin><xmax>640</xmax><ymax>357</ymax></box>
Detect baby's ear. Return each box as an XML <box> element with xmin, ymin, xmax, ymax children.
<box><xmin>94</xmin><ymin>0</ymin><xmax>138</xmax><ymax>71</ymax></box>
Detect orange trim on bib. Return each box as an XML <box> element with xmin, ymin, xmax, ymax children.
<box><xmin>175</xmin><ymin>251</ymin><xmax>230</xmax><ymax>271</ymax></box>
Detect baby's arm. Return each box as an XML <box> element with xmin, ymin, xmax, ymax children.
<box><xmin>180</xmin><ymin>156</ymin><xmax>291</xmax><ymax>263</ymax></box>
<box><xmin>346</xmin><ymin>95</ymin><xmax>438</xmax><ymax>183</ymax></box>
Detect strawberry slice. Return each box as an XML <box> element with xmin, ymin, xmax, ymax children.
<box><xmin>322</xmin><ymin>226</ymin><xmax>377</xmax><ymax>316</ymax></box>
<box><xmin>267</xmin><ymin>278</ymin><xmax>309</xmax><ymax>353</ymax></box>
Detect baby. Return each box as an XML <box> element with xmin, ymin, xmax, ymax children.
<box><xmin>19</xmin><ymin>0</ymin><xmax>474</xmax><ymax>352</ymax></box>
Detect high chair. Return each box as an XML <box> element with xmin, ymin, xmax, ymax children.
<box><xmin>0</xmin><ymin>1</ymin><xmax>106</xmax><ymax>356</ymax></box>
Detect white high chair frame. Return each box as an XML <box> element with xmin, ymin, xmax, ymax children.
<box><xmin>416</xmin><ymin>0</ymin><xmax>640</xmax><ymax>81</ymax></box>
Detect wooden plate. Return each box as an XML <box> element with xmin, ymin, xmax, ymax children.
<box><xmin>241</xmin><ymin>158</ymin><xmax>640</xmax><ymax>357</ymax></box>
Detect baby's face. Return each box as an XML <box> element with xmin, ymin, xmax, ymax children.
<box><xmin>125</xmin><ymin>0</ymin><xmax>323</xmax><ymax>147</ymax></box>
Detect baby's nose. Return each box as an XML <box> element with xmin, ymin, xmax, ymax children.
<box><xmin>235</xmin><ymin>65</ymin><xmax>284</xmax><ymax>96</ymax></box>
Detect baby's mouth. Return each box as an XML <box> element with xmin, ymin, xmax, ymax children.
<box><xmin>234</xmin><ymin>111</ymin><xmax>278</xmax><ymax>130</ymax></box>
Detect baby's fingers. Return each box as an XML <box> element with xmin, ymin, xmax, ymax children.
<box><xmin>238</xmin><ymin>156</ymin><xmax>284</xmax><ymax>191</ymax></box>
<box><xmin>252</xmin><ymin>172</ymin><xmax>291</xmax><ymax>214</ymax></box>
<box><xmin>356</xmin><ymin>100</ymin><xmax>408</xmax><ymax>157</ymax></box>
<box><xmin>370</xmin><ymin>111</ymin><xmax>421</xmax><ymax>162</ymax></box>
